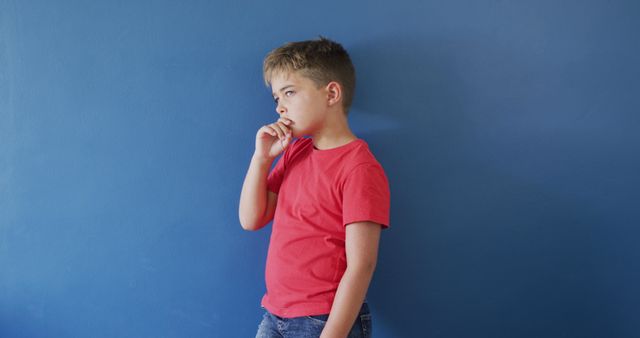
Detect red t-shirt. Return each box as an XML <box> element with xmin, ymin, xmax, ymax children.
<box><xmin>261</xmin><ymin>137</ymin><xmax>391</xmax><ymax>318</ymax></box>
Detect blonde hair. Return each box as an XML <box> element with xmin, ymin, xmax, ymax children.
<box><xmin>263</xmin><ymin>36</ymin><xmax>356</xmax><ymax>115</ymax></box>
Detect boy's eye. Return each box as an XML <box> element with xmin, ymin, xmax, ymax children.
<box><xmin>274</xmin><ymin>91</ymin><xmax>294</xmax><ymax>104</ymax></box>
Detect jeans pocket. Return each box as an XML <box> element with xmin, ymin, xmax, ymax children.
<box><xmin>360</xmin><ymin>313</ymin><xmax>372</xmax><ymax>338</ymax></box>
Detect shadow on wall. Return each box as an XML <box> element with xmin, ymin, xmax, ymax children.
<box><xmin>345</xmin><ymin>34</ymin><xmax>613</xmax><ymax>337</ymax></box>
<box><xmin>347</xmin><ymin>33</ymin><xmax>472</xmax><ymax>336</ymax></box>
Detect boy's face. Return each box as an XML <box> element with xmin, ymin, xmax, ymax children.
<box><xmin>270</xmin><ymin>71</ymin><xmax>329</xmax><ymax>138</ymax></box>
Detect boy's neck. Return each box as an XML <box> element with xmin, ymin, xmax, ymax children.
<box><xmin>311</xmin><ymin>110</ymin><xmax>357</xmax><ymax>151</ymax></box>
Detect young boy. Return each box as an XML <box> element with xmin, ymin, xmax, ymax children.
<box><xmin>239</xmin><ymin>36</ymin><xmax>391</xmax><ymax>338</ymax></box>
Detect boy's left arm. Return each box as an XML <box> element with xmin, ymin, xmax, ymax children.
<box><xmin>320</xmin><ymin>221</ymin><xmax>382</xmax><ymax>338</ymax></box>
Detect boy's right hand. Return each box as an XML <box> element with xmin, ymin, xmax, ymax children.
<box><xmin>254</xmin><ymin>117</ymin><xmax>293</xmax><ymax>161</ymax></box>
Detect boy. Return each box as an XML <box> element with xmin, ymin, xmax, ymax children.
<box><xmin>239</xmin><ymin>36</ymin><xmax>391</xmax><ymax>338</ymax></box>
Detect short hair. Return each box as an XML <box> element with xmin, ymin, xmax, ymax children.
<box><xmin>263</xmin><ymin>36</ymin><xmax>356</xmax><ymax>115</ymax></box>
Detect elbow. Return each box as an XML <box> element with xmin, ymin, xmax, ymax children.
<box><xmin>347</xmin><ymin>261</ymin><xmax>377</xmax><ymax>276</ymax></box>
<box><xmin>238</xmin><ymin>213</ymin><xmax>251</xmax><ymax>231</ymax></box>
<box><xmin>240</xmin><ymin>221</ymin><xmax>253</xmax><ymax>231</ymax></box>
<box><xmin>364</xmin><ymin>262</ymin><xmax>377</xmax><ymax>275</ymax></box>
<box><xmin>238</xmin><ymin>208</ymin><xmax>256</xmax><ymax>231</ymax></box>
<box><xmin>239</xmin><ymin>215</ymin><xmax>263</xmax><ymax>231</ymax></box>
<box><xmin>240</xmin><ymin>222</ymin><xmax>257</xmax><ymax>231</ymax></box>
<box><xmin>238</xmin><ymin>204</ymin><xmax>269</xmax><ymax>231</ymax></box>
<box><xmin>239</xmin><ymin>218</ymin><xmax>255</xmax><ymax>231</ymax></box>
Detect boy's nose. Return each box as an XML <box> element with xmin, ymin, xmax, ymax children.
<box><xmin>276</xmin><ymin>103</ymin><xmax>286</xmax><ymax>115</ymax></box>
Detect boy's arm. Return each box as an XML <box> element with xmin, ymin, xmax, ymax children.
<box><xmin>320</xmin><ymin>221</ymin><xmax>382</xmax><ymax>338</ymax></box>
<box><xmin>240</xmin><ymin>117</ymin><xmax>292</xmax><ymax>231</ymax></box>
<box><xmin>238</xmin><ymin>154</ymin><xmax>275</xmax><ymax>231</ymax></box>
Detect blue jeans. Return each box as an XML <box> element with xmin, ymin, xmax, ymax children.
<box><xmin>255</xmin><ymin>302</ymin><xmax>372</xmax><ymax>338</ymax></box>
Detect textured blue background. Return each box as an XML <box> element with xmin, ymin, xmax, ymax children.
<box><xmin>1</xmin><ymin>1</ymin><xmax>639</xmax><ymax>337</ymax></box>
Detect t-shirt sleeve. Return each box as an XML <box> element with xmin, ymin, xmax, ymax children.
<box><xmin>342</xmin><ymin>163</ymin><xmax>391</xmax><ymax>228</ymax></box>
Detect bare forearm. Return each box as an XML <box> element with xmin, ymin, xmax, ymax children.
<box><xmin>238</xmin><ymin>153</ymin><xmax>273</xmax><ymax>230</ymax></box>
<box><xmin>320</xmin><ymin>267</ymin><xmax>375</xmax><ymax>338</ymax></box>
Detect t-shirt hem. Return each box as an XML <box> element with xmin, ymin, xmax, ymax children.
<box><xmin>261</xmin><ymin>295</ymin><xmax>333</xmax><ymax>318</ymax></box>
<box><xmin>344</xmin><ymin>215</ymin><xmax>390</xmax><ymax>228</ymax></box>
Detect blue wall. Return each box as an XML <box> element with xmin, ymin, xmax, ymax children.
<box><xmin>2</xmin><ymin>1</ymin><xmax>639</xmax><ymax>337</ymax></box>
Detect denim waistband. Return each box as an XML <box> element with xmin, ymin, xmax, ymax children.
<box><xmin>305</xmin><ymin>302</ymin><xmax>369</xmax><ymax>320</ymax></box>
<box><xmin>265</xmin><ymin>302</ymin><xmax>370</xmax><ymax>320</ymax></box>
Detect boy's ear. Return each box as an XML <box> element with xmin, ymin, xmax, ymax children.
<box><xmin>325</xmin><ymin>81</ymin><xmax>342</xmax><ymax>106</ymax></box>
